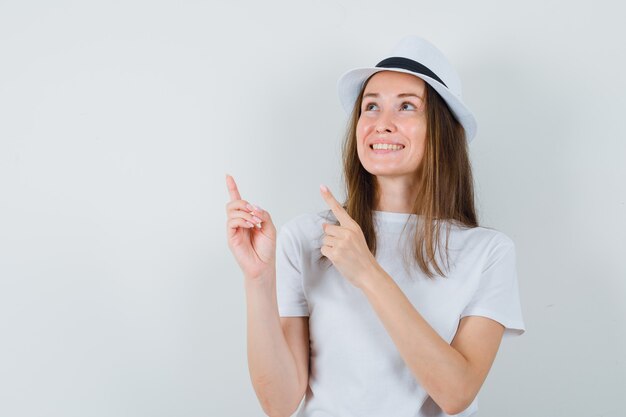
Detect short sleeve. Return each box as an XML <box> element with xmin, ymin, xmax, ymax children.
<box><xmin>275</xmin><ymin>224</ymin><xmax>309</xmax><ymax>317</ymax></box>
<box><xmin>460</xmin><ymin>241</ymin><xmax>526</xmax><ymax>338</ymax></box>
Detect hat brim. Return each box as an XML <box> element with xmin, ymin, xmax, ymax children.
<box><xmin>337</xmin><ymin>67</ymin><xmax>477</xmax><ymax>142</ymax></box>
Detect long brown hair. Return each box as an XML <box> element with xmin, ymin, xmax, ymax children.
<box><xmin>316</xmin><ymin>73</ymin><xmax>479</xmax><ymax>279</ymax></box>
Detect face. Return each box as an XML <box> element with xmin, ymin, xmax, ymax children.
<box><xmin>356</xmin><ymin>70</ymin><xmax>428</xmax><ymax>180</ymax></box>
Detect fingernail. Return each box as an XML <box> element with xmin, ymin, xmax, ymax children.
<box><xmin>253</xmin><ymin>204</ymin><xmax>263</xmax><ymax>212</ymax></box>
<box><xmin>320</xmin><ymin>184</ymin><xmax>328</xmax><ymax>193</ymax></box>
<box><xmin>246</xmin><ymin>203</ymin><xmax>254</xmax><ymax>212</ymax></box>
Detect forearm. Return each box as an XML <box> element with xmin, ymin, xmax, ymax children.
<box><xmin>245</xmin><ymin>269</ymin><xmax>302</xmax><ymax>417</ymax></box>
<box><xmin>360</xmin><ymin>266</ymin><xmax>470</xmax><ymax>414</ymax></box>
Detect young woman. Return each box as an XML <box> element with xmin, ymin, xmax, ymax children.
<box><xmin>225</xmin><ymin>35</ymin><xmax>525</xmax><ymax>417</ymax></box>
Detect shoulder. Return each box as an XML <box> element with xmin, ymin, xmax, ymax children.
<box><xmin>278</xmin><ymin>209</ymin><xmax>334</xmax><ymax>245</ymax></box>
<box><xmin>280</xmin><ymin>209</ymin><xmax>332</xmax><ymax>231</ymax></box>
<box><xmin>441</xmin><ymin>223</ymin><xmax>518</xmax><ymax>280</ymax></box>
<box><xmin>471</xmin><ymin>225</ymin><xmax>514</xmax><ymax>247</ymax></box>
<box><xmin>450</xmin><ymin>222</ymin><xmax>516</xmax><ymax>258</ymax></box>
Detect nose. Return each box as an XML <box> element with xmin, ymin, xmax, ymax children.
<box><xmin>375</xmin><ymin>108</ymin><xmax>395</xmax><ymax>134</ymax></box>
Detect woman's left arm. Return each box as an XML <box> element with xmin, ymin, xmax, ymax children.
<box><xmin>318</xmin><ymin>185</ymin><xmax>505</xmax><ymax>415</ymax></box>
<box><xmin>360</xmin><ymin>267</ymin><xmax>505</xmax><ymax>415</ymax></box>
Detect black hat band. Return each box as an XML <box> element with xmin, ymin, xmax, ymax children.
<box><xmin>375</xmin><ymin>57</ymin><xmax>447</xmax><ymax>88</ymax></box>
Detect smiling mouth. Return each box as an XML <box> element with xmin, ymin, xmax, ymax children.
<box><xmin>370</xmin><ymin>144</ymin><xmax>405</xmax><ymax>153</ymax></box>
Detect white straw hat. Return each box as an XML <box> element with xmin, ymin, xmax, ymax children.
<box><xmin>337</xmin><ymin>35</ymin><xmax>478</xmax><ymax>143</ymax></box>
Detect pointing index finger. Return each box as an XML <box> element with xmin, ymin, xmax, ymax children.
<box><xmin>319</xmin><ymin>184</ymin><xmax>352</xmax><ymax>226</ymax></box>
<box><xmin>225</xmin><ymin>174</ymin><xmax>242</xmax><ymax>202</ymax></box>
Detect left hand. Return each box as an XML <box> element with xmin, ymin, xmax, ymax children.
<box><xmin>319</xmin><ymin>184</ymin><xmax>381</xmax><ymax>290</ymax></box>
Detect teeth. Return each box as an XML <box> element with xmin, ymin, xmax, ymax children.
<box><xmin>372</xmin><ymin>143</ymin><xmax>404</xmax><ymax>151</ymax></box>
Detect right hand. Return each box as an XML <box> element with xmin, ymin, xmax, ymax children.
<box><xmin>225</xmin><ymin>174</ymin><xmax>277</xmax><ymax>280</ymax></box>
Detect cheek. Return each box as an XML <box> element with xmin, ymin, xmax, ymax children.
<box><xmin>404</xmin><ymin>120</ymin><xmax>427</xmax><ymax>143</ymax></box>
<box><xmin>356</xmin><ymin>119</ymin><xmax>369</xmax><ymax>145</ymax></box>
<box><xmin>356</xmin><ymin>117</ymin><xmax>366</xmax><ymax>135</ymax></box>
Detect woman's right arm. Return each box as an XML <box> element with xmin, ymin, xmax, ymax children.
<box><xmin>245</xmin><ymin>271</ymin><xmax>309</xmax><ymax>417</ymax></box>
<box><xmin>225</xmin><ymin>174</ymin><xmax>308</xmax><ymax>417</ymax></box>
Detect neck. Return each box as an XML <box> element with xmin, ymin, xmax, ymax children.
<box><xmin>374</xmin><ymin>176</ymin><xmax>419</xmax><ymax>214</ymax></box>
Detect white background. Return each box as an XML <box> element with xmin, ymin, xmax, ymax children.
<box><xmin>1</xmin><ymin>1</ymin><xmax>625</xmax><ymax>416</ymax></box>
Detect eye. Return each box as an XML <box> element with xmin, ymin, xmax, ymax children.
<box><xmin>362</xmin><ymin>102</ymin><xmax>378</xmax><ymax>111</ymax></box>
<box><xmin>400</xmin><ymin>102</ymin><xmax>417</xmax><ymax>111</ymax></box>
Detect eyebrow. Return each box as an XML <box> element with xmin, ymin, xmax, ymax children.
<box><xmin>362</xmin><ymin>93</ymin><xmax>423</xmax><ymax>99</ymax></box>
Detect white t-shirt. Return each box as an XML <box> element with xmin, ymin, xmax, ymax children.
<box><xmin>276</xmin><ymin>209</ymin><xmax>526</xmax><ymax>417</ymax></box>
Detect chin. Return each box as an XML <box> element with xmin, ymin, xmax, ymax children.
<box><xmin>364</xmin><ymin>168</ymin><xmax>403</xmax><ymax>177</ymax></box>
<box><xmin>362</xmin><ymin>164</ymin><xmax>419</xmax><ymax>177</ymax></box>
